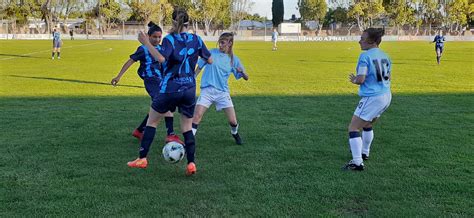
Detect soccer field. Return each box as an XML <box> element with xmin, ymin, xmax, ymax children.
<box><xmin>1</xmin><ymin>39</ymin><xmax>473</xmax><ymax>216</ymax></box>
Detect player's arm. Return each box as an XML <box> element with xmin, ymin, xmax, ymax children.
<box><xmin>195</xmin><ymin>57</ymin><xmax>208</xmax><ymax>77</ymax></box>
<box><xmin>233</xmin><ymin>57</ymin><xmax>248</xmax><ymax>81</ymax></box>
<box><xmin>349</xmin><ymin>74</ymin><xmax>365</xmax><ymax>85</ymax></box>
<box><xmin>112</xmin><ymin>58</ymin><xmax>136</xmax><ymax>86</ymax></box>
<box><xmin>197</xmin><ymin>36</ymin><xmax>213</xmax><ymax>64</ymax></box>
<box><xmin>236</xmin><ymin>67</ymin><xmax>249</xmax><ymax>81</ymax></box>
<box><xmin>349</xmin><ymin>59</ymin><xmax>368</xmax><ymax>85</ymax></box>
<box><xmin>138</xmin><ymin>31</ymin><xmax>165</xmax><ymax>63</ymax></box>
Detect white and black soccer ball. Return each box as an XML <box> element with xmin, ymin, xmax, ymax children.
<box><xmin>162</xmin><ymin>141</ymin><xmax>185</xmax><ymax>164</ymax></box>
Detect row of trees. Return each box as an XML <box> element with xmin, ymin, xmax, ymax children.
<box><xmin>1</xmin><ymin>0</ymin><xmax>473</xmax><ymax>35</ymax></box>
<box><xmin>0</xmin><ymin>0</ymin><xmax>259</xmax><ymax>35</ymax></box>
<box><xmin>297</xmin><ymin>0</ymin><xmax>474</xmax><ymax>35</ymax></box>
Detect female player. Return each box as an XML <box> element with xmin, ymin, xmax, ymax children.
<box><xmin>127</xmin><ymin>8</ymin><xmax>212</xmax><ymax>176</ymax></box>
<box><xmin>271</xmin><ymin>28</ymin><xmax>278</xmax><ymax>51</ymax></box>
<box><xmin>344</xmin><ymin>28</ymin><xmax>392</xmax><ymax>171</ymax></box>
<box><xmin>52</xmin><ymin>28</ymin><xmax>62</xmax><ymax>59</ymax></box>
<box><xmin>431</xmin><ymin>30</ymin><xmax>446</xmax><ymax>65</ymax></box>
<box><xmin>192</xmin><ymin>32</ymin><xmax>249</xmax><ymax>145</ymax></box>
<box><xmin>111</xmin><ymin>22</ymin><xmax>180</xmax><ymax>143</ymax></box>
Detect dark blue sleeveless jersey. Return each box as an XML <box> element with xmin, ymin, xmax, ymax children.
<box><xmin>130</xmin><ymin>45</ymin><xmax>163</xmax><ymax>80</ymax></box>
<box><xmin>159</xmin><ymin>33</ymin><xmax>211</xmax><ymax>93</ymax></box>
<box><xmin>433</xmin><ymin>35</ymin><xmax>445</xmax><ymax>47</ymax></box>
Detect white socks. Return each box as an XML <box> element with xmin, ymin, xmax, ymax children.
<box><xmin>349</xmin><ymin>136</ymin><xmax>363</xmax><ymax>165</ymax></box>
<box><xmin>362</xmin><ymin>129</ymin><xmax>374</xmax><ymax>156</ymax></box>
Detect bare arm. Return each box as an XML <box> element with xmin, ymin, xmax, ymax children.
<box><xmin>138</xmin><ymin>31</ymin><xmax>165</xmax><ymax>63</ymax></box>
<box><xmin>236</xmin><ymin>67</ymin><xmax>249</xmax><ymax>81</ymax></box>
<box><xmin>349</xmin><ymin>74</ymin><xmax>365</xmax><ymax>85</ymax></box>
<box><xmin>112</xmin><ymin>58</ymin><xmax>135</xmax><ymax>86</ymax></box>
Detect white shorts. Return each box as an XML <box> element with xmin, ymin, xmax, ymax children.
<box><xmin>197</xmin><ymin>87</ymin><xmax>233</xmax><ymax>111</ymax></box>
<box><xmin>354</xmin><ymin>92</ymin><xmax>392</xmax><ymax>122</ymax></box>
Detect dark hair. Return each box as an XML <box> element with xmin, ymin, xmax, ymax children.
<box><xmin>364</xmin><ymin>28</ymin><xmax>385</xmax><ymax>45</ymax></box>
<box><xmin>170</xmin><ymin>8</ymin><xmax>189</xmax><ymax>34</ymax></box>
<box><xmin>147</xmin><ymin>21</ymin><xmax>162</xmax><ymax>35</ymax></box>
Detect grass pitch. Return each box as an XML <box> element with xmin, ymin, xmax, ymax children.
<box><xmin>1</xmin><ymin>39</ymin><xmax>473</xmax><ymax>216</ymax></box>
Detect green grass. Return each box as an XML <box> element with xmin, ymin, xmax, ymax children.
<box><xmin>1</xmin><ymin>39</ymin><xmax>473</xmax><ymax>216</ymax></box>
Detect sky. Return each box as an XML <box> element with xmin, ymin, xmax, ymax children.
<box><xmin>250</xmin><ymin>0</ymin><xmax>300</xmax><ymax>20</ymax></box>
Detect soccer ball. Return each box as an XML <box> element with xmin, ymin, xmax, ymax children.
<box><xmin>162</xmin><ymin>141</ymin><xmax>185</xmax><ymax>164</ymax></box>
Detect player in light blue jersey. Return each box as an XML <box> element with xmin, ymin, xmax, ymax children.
<box><xmin>51</xmin><ymin>28</ymin><xmax>62</xmax><ymax>59</ymax></box>
<box><xmin>272</xmin><ymin>28</ymin><xmax>278</xmax><ymax>51</ymax></box>
<box><xmin>111</xmin><ymin>22</ymin><xmax>180</xmax><ymax>144</ymax></box>
<box><xmin>431</xmin><ymin>30</ymin><xmax>446</xmax><ymax>65</ymax></box>
<box><xmin>192</xmin><ymin>32</ymin><xmax>249</xmax><ymax>145</ymax></box>
<box><xmin>343</xmin><ymin>28</ymin><xmax>392</xmax><ymax>171</ymax></box>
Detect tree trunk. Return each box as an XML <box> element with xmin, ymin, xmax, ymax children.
<box><xmin>42</xmin><ymin>0</ymin><xmax>53</xmax><ymax>34</ymax></box>
<box><xmin>428</xmin><ymin>22</ymin><xmax>432</xmax><ymax>36</ymax></box>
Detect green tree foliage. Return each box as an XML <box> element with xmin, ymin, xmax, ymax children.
<box><xmin>448</xmin><ymin>0</ymin><xmax>470</xmax><ymax>33</ymax></box>
<box><xmin>128</xmin><ymin>0</ymin><xmax>173</xmax><ymax>27</ymax></box>
<box><xmin>272</xmin><ymin>0</ymin><xmax>284</xmax><ymax>27</ymax></box>
<box><xmin>298</xmin><ymin>0</ymin><xmax>327</xmax><ymax>35</ymax></box>
<box><xmin>385</xmin><ymin>0</ymin><xmax>415</xmax><ymax>35</ymax></box>
<box><xmin>348</xmin><ymin>1</ymin><xmax>385</xmax><ymax>31</ymax></box>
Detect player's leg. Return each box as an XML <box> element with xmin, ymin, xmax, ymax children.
<box><xmin>179</xmin><ymin>88</ymin><xmax>198</xmax><ymax>175</ymax></box>
<box><xmin>345</xmin><ymin>115</ymin><xmax>370</xmax><ymax>170</ymax></box>
<box><xmin>192</xmin><ymin>105</ymin><xmax>209</xmax><ymax>135</ymax></box>
<box><xmin>359</xmin><ymin>93</ymin><xmax>391</xmax><ymax>162</ymax></box>
<box><xmin>164</xmin><ymin>111</ymin><xmax>184</xmax><ymax>144</ymax></box>
<box><xmin>52</xmin><ymin>46</ymin><xmax>56</xmax><ymax>59</ymax></box>
<box><xmin>361</xmin><ymin>121</ymin><xmax>374</xmax><ymax>160</ymax></box>
<box><xmin>133</xmin><ymin>114</ymin><xmax>149</xmax><ymax>140</ymax></box>
<box><xmin>223</xmin><ymin>107</ymin><xmax>242</xmax><ymax>145</ymax></box>
<box><xmin>438</xmin><ymin>46</ymin><xmax>443</xmax><ymax>64</ymax></box>
<box><xmin>127</xmin><ymin>107</ymin><xmax>165</xmax><ymax>168</ymax></box>
<box><xmin>436</xmin><ymin>47</ymin><xmax>441</xmax><ymax>64</ymax></box>
<box><xmin>192</xmin><ymin>88</ymin><xmax>213</xmax><ymax>135</ymax></box>
<box><xmin>56</xmin><ymin>47</ymin><xmax>61</xmax><ymax>59</ymax></box>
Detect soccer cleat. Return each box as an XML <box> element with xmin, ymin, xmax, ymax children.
<box><xmin>342</xmin><ymin>160</ymin><xmax>364</xmax><ymax>171</ymax></box>
<box><xmin>132</xmin><ymin>129</ymin><xmax>143</xmax><ymax>141</ymax></box>
<box><xmin>52</xmin><ymin>57</ymin><xmax>54</xmax><ymax>60</ymax></box>
<box><xmin>127</xmin><ymin>158</ymin><xmax>148</xmax><ymax>168</ymax></box>
<box><xmin>362</xmin><ymin>154</ymin><xmax>369</xmax><ymax>161</ymax></box>
<box><xmin>166</xmin><ymin>134</ymin><xmax>184</xmax><ymax>144</ymax></box>
<box><xmin>186</xmin><ymin>162</ymin><xmax>196</xmax><ymax>176</ymax></box>
<box><xmin>232</xmin><ymin>133</ymin><xmax>243</xmax><ymax>145</ymax></box>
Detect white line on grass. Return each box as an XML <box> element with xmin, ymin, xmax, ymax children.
<box><xmin>0</xmin><ymin>42</ymin><xmax>104</xmax><ymax>61</ymax></box>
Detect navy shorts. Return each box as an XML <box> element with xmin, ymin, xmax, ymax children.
<box><xmin>53</xmin><ymin>40</ymin><xmax>61</xmax><ymax>48</ymax></box>
<box><xmin>151</xmin><ymin>87</ymin><xmax>196</xmax><ymax>118</ymax></box>
<box><xmin>144</xmin><ymin>77</ymin><xmax>161</xmax><ymax>99</ymax></box>
<box><xmin>435</xmin><ymin>46</ymin><xmax>443</xmax><ymax>53</ymax></box>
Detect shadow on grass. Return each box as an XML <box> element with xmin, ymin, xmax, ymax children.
<box><xmin>8</xmin><ymin>75</ymin><xmax>144</xmax><ymax>88</ymax></box>
<box><xmin>0</xmin><ymin>53</ymin><xmax>45</xmax><ymax>59</ymax></box>
<box><xmin>0</xmin><ymin>93</ymin><xmax>472</xmax><ymax>216</ymax></box>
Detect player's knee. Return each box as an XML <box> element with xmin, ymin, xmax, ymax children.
<box><xmin>229</xmin><ymin>120</ymin><xmax>238</xmax><ymax>126</ymax></box>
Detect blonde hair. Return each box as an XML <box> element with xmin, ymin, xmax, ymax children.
<box><xmin>218</xmin><ymin>32</ymin><xmax>234</xmax><ymax>66</ymax></box>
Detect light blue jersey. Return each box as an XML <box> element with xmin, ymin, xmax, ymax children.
<box><xmin>197</xmin><ymin>48</ymin><xmax>245</xmax><ymax>92</ymax></box>
<box><xmin>356</xmin><ymin>48</ymin><xmax>391</xmax><ymax>97</ymax></box>
<box><xmin>53</xmin><ymin>32</ymin><xmax>61</xmax><ymax>41</ymax></box>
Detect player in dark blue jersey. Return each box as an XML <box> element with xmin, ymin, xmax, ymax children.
<box><xmin>111</xmin><ymin>22</ymin><xmax>181</xmax><ymax>144</ymax></box>
<box><xmin>431</xmin><ymin>30</ymin><xmax>446</xmax><ymax>65</ymax></box>
<box><xmin>127</xmin><ymin>8</ymin><xmax>212</xmax><ymax>176</ymax></box>
<box><xmin>52</xmin><ymin>28</ymin><xmax>62</xmax><ymax>60</ymax></box>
